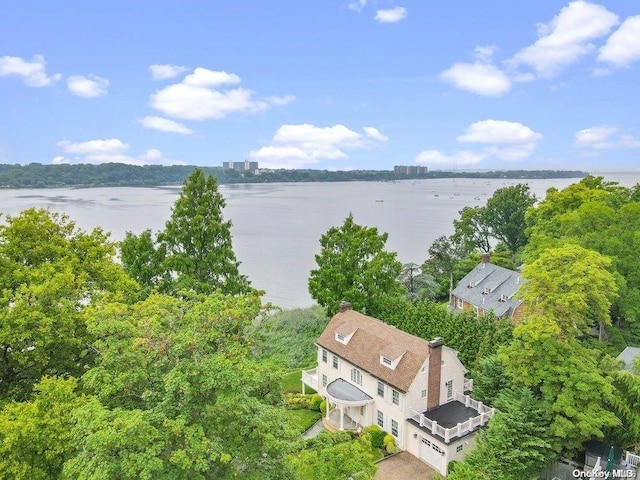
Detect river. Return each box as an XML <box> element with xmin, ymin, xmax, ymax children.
<box><xmin>1</xmin><ymin>173</ymin><xmax>639</xmax><ymax>309</ymax></box>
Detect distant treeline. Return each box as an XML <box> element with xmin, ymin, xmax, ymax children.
<box><xmin>0</xmin><ymin>163</ymin><xmax>589</xmax><ymax>188</ymax></box>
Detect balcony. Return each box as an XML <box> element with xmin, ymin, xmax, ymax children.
<box><xmin>409</xmin><ymin>392</ymin><xmax>494</xmax><ymax>444</ymax></box>
<box><xmin>301</xmin><ymin>367</ymin><xmax>319</xmax><ymax>393</ymax></box>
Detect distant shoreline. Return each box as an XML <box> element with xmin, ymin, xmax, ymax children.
<box><xmin>0</xmin><ymin>163</ymin><xmax>591</xmax><ymax>189</ymax></box>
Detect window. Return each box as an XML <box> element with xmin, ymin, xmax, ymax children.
<box><xmin>420</xmin><ymin>388</ymin><xmax>427</xmax><ymax>399</ymax></box>
<box><xmin>421</xmin><ymin>438</ymin><xmax>431</xmax><ymax>447</ymax></box>
<box><xmin>336</xmin><ymin>333</ymin><xmax>345</xmax><ymax>342</ymax></box>
<box><xmin>360</xmin><ymin>406</ymin><xmax>365</xmax><ymax>416</ymax></box>
<box><xmin>377</xmin><ymin>381</ymin><xmax>385</xmax><ymax>397</ymax></box>
<box><xmin>351</xmin><ymin>368</ymin><xmax>362</xmax><ymax>386</ymax></box>
<box><xmin>456</xmin><ymin>445</ymin><xmax>464</xmax><ymax>453</ymax></box>
<box><xmin>332</xmin><ymin>355</ymin><xmax>339</xmax><ymax>369</ymax></box>
<box><xmin>446</xmin><ymin>380</ymin><xmax>453</xmax><ymax>399</ymax></box>
<box><xmin>456</xmin><ymin>297</ymin><xmax>463</xmax><ymax>309</ymax></box>
<box><xmin>382</xmin><ymin>356</ymin><xmax>392</xmax><ymax>366</ymax></box>
<box><xmin>432</xmin><ymin>443</ymin><xmax>444</xmax><ymax>454</ymax></box>
<box><xmin>377</xmin><ymin>410</ymin><xmax>384</xmax><ymax>428</ymax></box>
<box><xmin>392</xmin><ymin>389</ymin><xmax>400</xmax><ymax>406</ymax></box>
<box><xmin>322</xmin><ymin>349</ymin><xmax>327</xmax><ymax>363</ymax></box>
<box><xmin>391</xmin><ymin>419</ymin><xmax>399</xmax><ymax>437</ymax></box>
<box><xmin>322</xmin><ymin>374</ymin><xmax>327</xmax><ymax>387</ymax></box>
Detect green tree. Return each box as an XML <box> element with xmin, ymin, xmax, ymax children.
<box><xmin>308</xmin><ymin>213</ymin><xmax>404</xmax><ymax>317</ymax></box>
<box><xmin>120</xmin><ymin>169</ymin><xmax>253</xmax><ymax>296</ymax></box>
<box><xmin>0</xmin><ymin>208</ymin><xmax>137</xmax><ymax>400</ymax></box>
<box><xmin>445</xmin><ymin>386</ymin><xmax>554</xmax><ymax>480</ymax></box>
<box><xmin>484</xmin><ymin>184</ymin><xmax>536</xmax><ymax>254</ymax></box>
<box><xmin>422</xmin><ymin>235</ymin><xmax>467</xmax><ymax>299</ymax></box>
<box><xmin>452</xmin><ymin>206</ymin><xmax>491</xmax><ymax>254</ymax></box>
<box><xmin>0</xmin><ymin>377</ymin><xmax>85</xmax><ymax>480</ymax></box>
<box><xmin>398</xmin><ymin>263</ymin><xmax>438</xmax><ymax>302</ymax></box>
<box><xmin>119</xmin><ymin>229</ymin><xmax>167</xmax><ymax>295</ymax></box>
<box><xmin>75</xmin><ymin>292</ymin><xmax>298</xmax><ymax>479</ymax></box>
<box><xmin>518</xmin><ymin>244</ymin><xmax>618</xmax><ymax>339</ymax></box>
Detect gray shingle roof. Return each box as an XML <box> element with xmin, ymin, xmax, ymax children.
<box><xmin>616</xmin><ymin>347</ymin><xmax>640</xmax><ymax>371</ymax></box>
<box><xmin>451</xmin><ymin>262</ymin><xmax>523</xmax><ymax>317</ymax></box>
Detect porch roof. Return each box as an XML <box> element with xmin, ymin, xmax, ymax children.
<box><xmin>326</xmin><ymin>378</ymin><xmax>373</xmax><ymax>403</ymax></box>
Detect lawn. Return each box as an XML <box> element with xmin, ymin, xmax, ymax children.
<box><xmin>282</xmin><ymin>368</ymin><xmax>316</xmax><ymax>394</ymax></box>
<box><xmin>285</xmin><ymin>409</ymin><xmax>322</xmax><ymax>433</ymax></box>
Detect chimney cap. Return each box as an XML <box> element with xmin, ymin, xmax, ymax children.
<box><xmin>429</xmin><ymin>337</ymin><xmax>444</xmax><ymax>348</ymax></box>
<box><xmin>339</xmin><ymin>301</ymin><xmax>352</xmax><ymax>313</ymax></box>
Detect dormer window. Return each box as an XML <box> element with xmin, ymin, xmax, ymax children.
<box><xmin>498</xmin><ymin>294</ymin><xmax>508</xmax><ymax>303</ymax></box>
<box><xmin>482</xmin><ymin>287</ymin><xmax>491</xmax><ymax>295</ymax></box>
<box><xmin>382</xmin><ymin>356</ymin><xmax>392</xmax><ymax>366</ymax></box>
<box><xmin>336</xmin><ymin>333</ymin><xmax>345</xmax><ymax>342</ymax></box>
<box><xmin>335</xmin><ymin>324</ymin><xmax>356</xmax><ymax>344</ymax></box>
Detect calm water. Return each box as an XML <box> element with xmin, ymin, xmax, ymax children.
<box><xmin>1</xmin><ymin>173</ymin><xmax>639</xmax><ymax>309</ymax></box>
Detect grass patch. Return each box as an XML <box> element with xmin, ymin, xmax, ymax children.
<box><xmin>285</xmin><ymin>409</ymin><xmax>322</xmax><ymax>433</ymax></box>
<box><xmin>282</xmin><ymin>369</ymin><xmax>316</xmax><ymax>394</ymax></box>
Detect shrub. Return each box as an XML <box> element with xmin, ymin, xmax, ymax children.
<box><xmin>310</xmin><ymin>394</ymin><xmax>323</xmax><ymax>412</ymax></box>
<box><xmin>284</xmin><ymin>393</ymin><xmax>314</xmax><ymax>410</ymax></box>
<box><xmin>320</xmin><ymin>400</ymin><xmax>327</xmax><ymax>415</ymax></box>
<box><xmin>362</xmin><ymin>425</ymin><xmax>387</xmax><ymax>449</ymax></box>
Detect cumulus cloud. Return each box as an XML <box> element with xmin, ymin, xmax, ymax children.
<box><xmin>598</xmin><ymin>15</ymin><xmax>640</xmax><ymax>67</ymax></box>
<box><xmin>139</xmin><ymin>116</ymin><xmax>193</xmax><ymax>135</ymax></box>
<box><xmin>349</xmin><ymin>0</ymin><xmax>367</xmax><ymax>12</ymax></box>
<box><xmin>374</xmin><ymin>7</ymin><xmax>407</xmax><ymax>24</ymax></box>
<box><xmin>440</xmin><ymin>62</ymin><xmax>511</xmax><ymax>96</ymax></box>
<box><xmin>0</xmin><ymin>54</ymin><xmax>61</xmax><ymax>87</ymax></box>
<box><xmin>149</xmin><ymin>64</ymin><xmax>188</xmax><ymax>80</ymax></box>
<box><xmin>67</xmin><ymin>74</ymin><xmax>109</xmax><ymax>98</ymax></box>
<box><xmin>249</xmin><ymin>123</ymin><xmax>388</xmax><ymax>169</ymax></box>
<box><xmin>55</xmin><ymin>138</ymin><xmax>184</xmax><ymax>165</ymax></box>
<box><xmin>509</xmin><ymin>0</ymin><xmax>618</xmax><ymax>78</ymax></box>
<box><xmin>149</xmin><ymin>67</ymin><xmax>294</xmax><ymax>121</ymax></box>
<box><xmin>416</xmin><ymin>119</ymin><xmax>542</xmax><ymax>167</ymax></box>
<box><xmin>574</xmin><ymin>125</ymin><xmax>640</xmax><ymax>151</ymax></box>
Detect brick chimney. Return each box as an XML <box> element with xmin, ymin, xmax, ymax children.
<box><xmin>426</xmin><ymin>337</ymin><xmax>443</xmax><ymax>411</ymax></box>
<box><xmin>339</xmin><ymin>301</ymin><xmax>352</xmax><ymax>313</ymax></box>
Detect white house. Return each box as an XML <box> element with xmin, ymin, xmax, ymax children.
<box><xmin>301</xmin><ymin>302</ymin><xmax>494</xmax><ymax>476</ymax></box>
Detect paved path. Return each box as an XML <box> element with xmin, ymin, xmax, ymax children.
<box><xmin>302</xmin><ymin>419</ymin><xmax>326</xmax><ymax>439</ymax></box>
<box><xmin>375</xmin><ymin>452</ymin><xmax>438</xmax><ymax>480</ymax></box>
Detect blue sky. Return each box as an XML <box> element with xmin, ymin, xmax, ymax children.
<box><xmin>1</xmin><ymin>1</ymin><xmax>639</xmax><ymax>171</ymax></box>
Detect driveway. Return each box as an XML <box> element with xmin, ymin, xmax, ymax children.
<box><xmin>375</xmin><ymin>452</ymin><xmax>438</xmax><ymax>480</ymax></box>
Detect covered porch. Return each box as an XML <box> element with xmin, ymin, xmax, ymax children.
<box><xmin>323</xmin><ymin>378</ymin><xmax>374</xmax><ymax>431</ymax></box>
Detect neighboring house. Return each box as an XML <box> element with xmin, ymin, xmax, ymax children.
<box><xmin>616</xmin><ymin>346</ymin><xmax>640</xmax><ymax>372</ymax></box>
<box><xmin>450</xmin><ymin>255</ymin><xmax>525</xmax><ymax>321</ymax></box>
<box><xmin>301</xmin><ymin>303</ymin><xmax>493</xmax><ymax>476</ymax></box>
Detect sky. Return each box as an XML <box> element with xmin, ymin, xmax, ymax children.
<box><xmin>1</xmin><ymin>1</ymin><xmax>639</xmax><ymax>172</ymax></box>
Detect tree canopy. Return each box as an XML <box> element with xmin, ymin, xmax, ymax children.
<box><xmin>308</xmin><ymin>213</ymin><xmax>404</xmax><ymax>317</ymax></box>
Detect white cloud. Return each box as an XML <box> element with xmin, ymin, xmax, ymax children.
<box><xmin>0</xmin><ymin>54</ymin><xmax>61</xmax><ymax>87</ymax></box>
<box><xmin>249</xmin><ymin>123</ymin><xmax>388</xmax><ymax>168</ymax></box>
<box><xmin>457</xmin><ymin>119</ymin><xmax>543</xmax><ymax>145</ymax></box>
<box><xmin>574</xmin><ymin>125</ymin><xmax>640</xmax><ymax>150</ymax></box>
<box><xmin>55</xmin><ymin>138</ymin><xmax>184</xmax><ymax>165</ymax></box>
<box><xmin>440</xmin><ymin>61</ymin><xmax>511</xmax><ymax>96</ymax></box>
<box><xmin>598</xmin><ymin>15</ymin><xmax>640</xmax><ymax>67</ymax></box>
<box><xmin>149</xmin><ymin>64</ymin><xmax>188</xmax><ymax>80</ymax></box>
<box><xmin>139</xmin><ymin>116</ymin><xmax>193</xmax><ymax>135</ymax></box>
<box><xmin>67</xmin><ymin>74</ymin><xmax>109</xmax><ymax>98</ymax></box>
<box><xmin>349</xmin><ymin>0</ymin><xmax>367</xmax><ymax>12</ymax></box>
<box><xmin>374</xmin><ymin>7</ymin><xmax>407</xmax><ymax>24</ymax></box>
<box><xmin>416</xmin><ymin>119</ymin><xmax>542</xmax><ymax>167</ymax></box>
<box><xmin>149</xmin><ymin>67</ymin><xmax>293</xmax><ymax>120</ymax></box>
<box><xmin>509</xmin><ymin>0</ymin><xmax>619</xmax><ymax>78</ymax></box>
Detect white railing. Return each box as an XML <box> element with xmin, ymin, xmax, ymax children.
<box><xmin>409</xmin><ymin>394</ymin><xmax>494</xmax><ymax>443</ymax></box>
<box><xmin>301</xmin><ymin>368</ymin><xmax>319</xmax><ymax>391</ymax></box>
<box><xmin>625</xmin><ymin>451</ymin><xmax>640</xmax><ymax>468</ymax></box>
<box><xmin>463</xmin><ymin>378</ymin><xmax>473</xmax><ymax>392</ymax></box>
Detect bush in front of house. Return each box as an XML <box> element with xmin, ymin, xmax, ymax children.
<box><xmin>361</xmin><ymin>425</ymin><xmax>387</xmax><ymax>449</ymax></box>
<box><xmin>309</xmin><ymin>394</ymin><xmax>323</xmax><ymax>412</ymax></box>
<box><xmin>284</xmin><ymin>393</ymin><xmax>315</xmax><ymax>410</ymax></box>
<box><xmin>320</xmin><ymin>400</ymin><xmax>327</xmax><ymax>415</ymax></box>
<box><xmin>383</xmin><ymin>434</ymin><xmax>398</xmax><ymax>454</ymax></box>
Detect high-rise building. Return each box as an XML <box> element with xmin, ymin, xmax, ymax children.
<box><xmin>394</xmin><ymin>165</ymin><xmax>428</xmax><ymax>175</ymax></box>
<box><xmin>222</xmin><ymin>160</ymin><xmax>258</xmax><ymax>173</ymax></box>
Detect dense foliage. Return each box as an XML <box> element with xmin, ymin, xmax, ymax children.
<box><xmin>0</xmin><ymin>162</ymin><xmax>586</xmax><ymax>189</ymax></box>
<box><xmin>308</xmin><ymin>213</ymin><xmax>404</xmax><ymax>317</ymax></box>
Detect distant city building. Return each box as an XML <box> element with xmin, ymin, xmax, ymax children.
<box><xmin>394</xmin><ymin>165</ymin><xmax>428</xmax><ymax>175</ymax></box>
<box><xmin>222</xmin><ymin>160</ymin><xmax>258</xmax><ymax>173</ymax></box>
